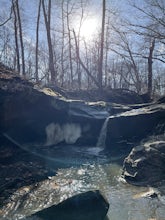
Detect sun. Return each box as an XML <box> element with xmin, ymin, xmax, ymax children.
<box><xmin>74</xmin><ymin>17</ymin><xmax>99</xmax><ymax>41</ymax></box>
<box><xmin>80</xmin><ymin>18</ymin><xmax>98</xmax><ymax>40</ymax></box>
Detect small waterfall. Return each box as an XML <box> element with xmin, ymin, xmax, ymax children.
<box><xmin>96</xmin><ymin>117</ymin><xmax>109</xmax><ymax>149</ymax></box>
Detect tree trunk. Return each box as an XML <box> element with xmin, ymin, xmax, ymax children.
<box><xmin>15</xmin><ymin>0</ymin><xmax>25</xmax><ymax>76</ymax></box>
<box><xmin>42</xmin><ymin>0</ymin><xmax>56</xmax><ymax>84</ymax></box>
<box><xmin>148</xmin><ymin>38</ymin><xmax>155</xmax><ymax>98</ymax></box>
<box><xmin>66</xmin><ymin>1</ymin><xmax>73</xmax><ymax>88</ymax></box>
<box><xmin>60</xmin><ymin>0</ymin><xmax>65</xmax><ymax>87</ymax></box>
<box><xmin>98</xmin><ymin>0</ymin><xmax>106</xmax><ymax>90</ymax></box>
<box><xmin>12</xmin><ymin>0</ymin><xmax>20</xmax><ymax>73</ymax></box>
<box><xmin>73</xmin><ymin>30</ymin><xmax>100</xmax><ymax>88</ymax></box>
<box><xmin>35</xmin><ymin>0</ymin><xmax>41</xmax><ymax>83</ymax></box>
<box><xmin>76</xmin><ymin>0</ymin><xmax>85</xmax><ymax>90</ymax></box>
<box><xmin>104</xmin><ymin>15</ymin><xmax>110</xmax><ymax>87</ymax></box>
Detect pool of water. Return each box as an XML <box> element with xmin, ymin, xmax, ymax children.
<box><xmin>1</xmin><ymin>144</ymin><xmax>165</xmax><ymax>220</ymax></box>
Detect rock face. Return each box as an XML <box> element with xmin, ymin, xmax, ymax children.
<box><xmin>105</xmin><ymin>103</ymin><xmax>165</xmax><ymax>148</ymax></box>
<box><xmin>0</xmin><ymin>74</ymin><xmax>109</xmax><ymax>146</ymax></box>
<box><xmin>0</xmin><ymin>71</ymin><xmax>151</xmax><ymax>148</ymax></box>
<box><xmin>66</xmin><ymin>87</ymin><xmax>146</xmax><ymax>104</ymax></box>
<box><xmin>104</xmin><ymin>100</ymin><xmax>165</xmax><ymax>187</ymax></box>
<box><xmin>30</xmin><ymin>190</ymin><xmax>109</xmax><ymax>220</ymax></box>
<box><xmin>122</xmin><ymin>136</ymin><xmax>165</xmax><ymax>187</ymax></box>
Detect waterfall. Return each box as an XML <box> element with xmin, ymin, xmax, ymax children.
<box><xmin>96</xmin><ymin>117</ymin><xmax>109</xmax><ymax>149</ymax></box>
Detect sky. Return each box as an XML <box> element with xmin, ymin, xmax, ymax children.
<box><xmin>0</xmin><ymin>0</ymin><xmax>145</xmax><ymax>44</ymax></box>
<box><xmin>0</xmin><ymin>0</ymin><xmax>144</xmax><ymax>25</ymax></box>
<box><xmin>0</xmin><ymin>0</ymin><xmax>145</xmax><ymax>23</ymax></box>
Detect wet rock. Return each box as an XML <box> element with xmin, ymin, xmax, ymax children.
<box><xmin>30</xmin><ymin>190</ymin><xmax>109</xmax><ymax>220</ymax></box>
<box><xmin>122</xmin><ymin>136</ymin><xmax>165</xmax><ymax>186</ymax></box>
<box><xmin>133</xmin><ymin>187</ymin><xmax>160</xmax><ymax>199</ymax></box>
<box><xmin>0</xmin><ymin>135</ymin><xmax>57</xmax><ymax>206</ymax></box>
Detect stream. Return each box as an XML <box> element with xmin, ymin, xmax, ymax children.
<box><xmin>0</xmin><ymin>143</ymin><xmax>165</xmax><ymax>220</ymax></box>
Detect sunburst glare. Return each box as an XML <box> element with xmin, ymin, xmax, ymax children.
<box><xmin>73</xmin><ymin>16</ymin><xmax>99</xmax><ymax>41</ymax></box>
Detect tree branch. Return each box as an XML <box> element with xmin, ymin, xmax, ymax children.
<box><xmin>0</xmin><ymin>4</ymin><xmax>13</xmax><ymax>26</ymax></box>
<box><xmin>72</xmin><ymin>29</ymin><xmax>100</xmax><ymax>88</ymax></box>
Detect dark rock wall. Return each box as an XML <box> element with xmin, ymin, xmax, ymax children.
<box><xmin>122</xmin><ymin>138</ymin><xmax>165</xmax><ymax>187</ymax></box>
<box><xmin>105</xmin><ymin>105</ymin><xmax>165</xmax><ymax>148</ymax></box>
<box><xmin>0</xmin><ymin>75</ymin><xmax>107</xmax><ymax>146</ymax></box>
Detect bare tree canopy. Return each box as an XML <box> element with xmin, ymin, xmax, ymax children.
<box><xmin>0</xmin><ymin>0</ymin><xmax>164</xmax><ymax>97</ymax></box>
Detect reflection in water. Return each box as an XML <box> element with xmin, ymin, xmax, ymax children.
<box><xmin>0</xmin><ymin>144</ymin><xmax>165</xmax><ymax>220</ymax></box>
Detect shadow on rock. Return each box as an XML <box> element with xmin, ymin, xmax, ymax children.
<box><xmin>28</xmin><ymin>190</ymin><xmax>109</xmax><ymax>220</ymax></box>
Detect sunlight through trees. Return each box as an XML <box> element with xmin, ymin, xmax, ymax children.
<box><xmin>0</xmin><ymin>0</ymin><xmax>165</xmax><ymax>98</ymax></box>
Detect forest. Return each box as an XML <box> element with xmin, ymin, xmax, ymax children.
<box><xmin>1</xmin><ymin>1</ymin><xmax>165</xmax><ymax>219</ymax></box>
<box><xmin>0</xmin><ymin>0</ymin><xmax>165</xmax><ymax>99</ymax></box>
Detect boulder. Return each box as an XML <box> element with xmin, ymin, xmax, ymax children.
<box><xmin>122</xmin><ymin>136</ymin><xmax>165</xmax><ymax>186</ymax></box>
<box><xmin>30</xmin><ymin>190</ymin><xmax>109</xmax><ymax>220</ymax></box>
<box><xmin>105</xmin><ymin>103</ymin><xmax>165</xmax><ymax>149</ymax></box>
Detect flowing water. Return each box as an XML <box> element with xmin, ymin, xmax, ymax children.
<box><xmin>1</xmin><ymin>143</ymin><xmax>165</xmax><ymax>220</ymax></box>
<box><xmin>96</xmin><ymin>117</ymin><xmax>109</xmax><ymax>149</ymax></box>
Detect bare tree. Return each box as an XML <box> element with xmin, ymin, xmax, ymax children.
<box><xmin>147</xmin><ymin>38</ymin><xmax>155</xmax><ymax>97</ymax></box>
<box><xmin>75</xmin><ymin>0</ymin><xmax>84</xmax><ymax>90</ymax></box>
<box><xmin>131</xmin><ymin>0</ymin><xmax>165</xmax><ymax>40</ymax></box>
<box><xmin>35</xmin><ymin>0</ymin><xmax>41</xmax><ymax>83</ymax></box>
<box><xmin>110</xmin><ymin>25</ymin><xmax>142</xmax><ymax>93</ymax></box>
<box><xmin>128</xmin><ymin>0</ymin><xmax>165</xmax><ymax>97</ymax></box>
<box><xmin>98</xmin><ymin>0</ymin><xmax>106</xmax><ymax>90</ymax></box>
<box><xmin>66</xmin><ymin>0</ymin><xmax>74</xmax><ymax>87</ymax></box>
<box><xmin>73</xmin><ymin>29</ymin><xmax>100</xmax><ymax>88</ymax></box>
<box><xmin>12</xmin><ymin>0</ymin><xmax>20</xmax><ymax>73</ymax></box>
<box><xmin>42</xmin><ymin>0</ymin><xmax>56</xmax><ymax>84</ymax></box>
<box><xmin>60</xmin><ymin>0</ymin><xmax>65</xmax><ymax>87</ymax></box>
<box><xmin>15</xmin><ymin>0</ymin><xmax>25</xmax><ymax>75</ymax></box>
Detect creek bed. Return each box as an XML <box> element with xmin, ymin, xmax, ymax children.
<box><xmin>0</xmin><ymin>141</ymin><xmax>165</xmax><ymax>220</ymax></box>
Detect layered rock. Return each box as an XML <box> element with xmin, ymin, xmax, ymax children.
<box><xmin>122</xmin><ymin>136</ymin><xmax>165</xmax><ymax>187</ymax></box>
<box><xmin>65</xmin><ymin>87</ymin><xmax>146</xmax><ymax>104</ymax></box>
<box><xmin>0</xmin><ymin>74</ymin><xmax>109</xmax><ymax>146</ymax></box>
<box><xmin>104</xmin><ymin>101</ymin><xmax>165</xmax><ymax>187</ymax></box>
<box><xmin>105</xmin><ymin>103</ymin><xmax>165</xmax><ymax>148</ymax></box>
<box><xmin>1</xmin><ymin>70</ymin><xmax>152</xmax><ymax>148</ymax></box>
